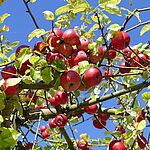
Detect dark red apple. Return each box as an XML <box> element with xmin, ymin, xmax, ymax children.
<box><xmin>98</xmin><ymin>114</ymin><xmax>110</xmax><ymax>122</ymax></box>
<box><xmin>54</xmin><ymin>90</ymin><xmax>68</xmax><ymax>105</ymax></box>
<box><xmin>84</xmin><ymin>67</ymin><xmax>102</xmax><ymax>86</ymax></box>
<box><xmin>109</xmin><ymin>140</ymin><xmax>127</xmax><ymax>150</ymax></box>
<box><xmin>47</xmin><ymin>28</ymin><xmax>63</xmax><ymax>47</ymax></box>
<box><xmin>76</xmin><ymin>37</ymin><xmax>90</xmax><ymax>51</ymax></box>
<box><xmin>111</xmin><ymin>31</ymin><xmax>130</xmax><ymax>50</ymax></box>
<box><xmin>136</xmin><ymin>135</ymin><xmax>147</xmax><ymax>149</ymax></box>
<box><xmin>103</xmin><ymin>47</ymin><xmax>116</xmax><ymax>59</ymax></box>
<box><xmin>115</xmin><ymin>125</ymin><xmax>126</xmax><ymax>134</ymax></box>
<box><xmin>78</xmin><ymin>82</ymin><xmax>91</xmax><ymax>91</ymax></box>
<box><xmin>119</xmin><ymin>62</ymin><xmax>131</xmax><ymax>74</ymax></box>
<box><xmin>57</xmin><ymin>43</ymin><xmax>73</xmax><ymax>57</ymax></box>
<box><xmin>63</xmin><ymin>29</ymin><xmax>80</xmax><ymax>45</ymax></box>
<box><xmin>48</xmin><ymin>119</ymin><xmax>57</xmax><ymax>128</ymax></box>
<box><xmin>73</xmin><ymin>112</ymin><xmax>82</xmax><ymax>118</ymax></box>
<box><xmin>77</xmin><ymin>139</ymin><xmax>88</xmax><ymax>149</ymax></box>
<box><xmin>93</xmin><ymin>118</ymin><xmax>106</xmax><ymax>129</ymax></box>
<box><xmin>60</xmin><ymin>70</ymin><xmax>82</xmax><ymax>92</ymax></box>
<box><xmin>48</xmin><ymin>97</ymin><xmax>60</xmax><ymax>107</ymax></box>
<box><xmin>122</xmin><ymin>47</ymin><xmax>133</xmax><ymax>62</ymax></box>
<box><xmin>40</xmin><ymin>125</ymin><xmax>47</xmax><ymax>132</ymax></box>
<box><xmin>26</xmin><ymin>142</ymin><xmax>33</xmax><ymax>150</ymax></box>
<box><xmin>70</xmin><ymin>49</ymin><xmax>87</xmax><ymax>66</ymax></box>
<box><xmin>84</xmin><ymin>104</ymin><xmax>98</xmax><ymax>115</ymax></box>
<box><xmin>33</xmin><ymin>41</ymin><xmax>47</xmax><ymax>54</ymax></box>
<box><xmin>41</xmin><ymin>130</ymin><xmax>50</xmax><ymax>139</ymax></box>
<box><xmin>54</xmin><ymin>114</ymin><xmax>68</xmax><ymax>128</ymax></box>
<box><xmin>16</xmin><ymin>45</ymin><xmax>30</xmax><ymax>57</ymax></box>
<box><xmin>104</xmin><ymin>70</ymin><xmax>113</xmax><ymax>80</ymax></box>
<box><xmin>1</xmin><ymin>66</ymin><xmax>17</xmax><ymax>79</ymax></box>
<box><xmin>25</xmin><ymin>92</ymin><xmax>38</xmax><ymax>104</ymax></box>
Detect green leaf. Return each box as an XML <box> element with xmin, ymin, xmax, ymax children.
<box><xmin>80</xmin><ymin>133</ymin><xmax>90</xmax><ymax>141</ymax></box>
<box><xmin>28</xmin><ymin>29</ymin><xmax>48</xmax><ymax>42</ymax></box>
<box><xmin>78</xmin><ymin>60</ymin><xmax>91</xmax><ymax>74</ymax></box>
<box><xmin>108</xmin><ymin>24</ymin><xmax>121</xmax><ymax>31</ymax></box>
<box><xmin>142</xmin><ymin>92</ymin><xmax>150</xmax><ymax>102</ymax></box>
<box><xmin>51</xmin><ymin>59</ymin><xmax>66</xmax><ymax>72</ymax></box>
<box><xmin>148</xmin><ymin>99</ymin><xmax>150</xmax><ymax>107</ymax></box>
<box><xmin>55</xmin><ymin>5</ymin><xmax>71</xmax><ymax>16</ymax></box>
<box><xmin>30</xmin><ymin>0</ymin><xmax>37</xmax><ymax>3</ymax></box>
<box><xmin>0</xmin><ymin>92</ymin><xmax>5</xmax><ymax>110</ymax></box>
<box><xmin>70</xmin><ymin>116</ymin><xmax>79</xmax><ymax>123</ymax></box>
<box><xmin>13</xmin><ymin>100</ymin><xmax>23</xmax><ymax>116</ymax></box>
<box><xmin>105</xmin><ymin>3</ymin><xmax>122</xmax><ymax>16</ymax></box>
<box><xmin>140</xmin><ymin>24</ymin><xmax>150</xmax><ymax>36</ymax></box>
<box><xmin>72</xmin><ymin>2</ymin><xmax>90</xmax><ymax>13</ymax></box>
<box><xmin>41</xmin><ymin>67</ymin><xmax>53</xmax><ymax>84</ymax></box>
<box><xmin>5</xmin><ymin>78</ymin><xmax>21</xmax><ymax>87</ymax></box>
<box><xmin>0</xmin><ymin>13</ymin><xmax>10</xmax><ymax>24</ymax></box>
<box><xmin>136</xmin><ymin>120</ymin><xmax>146</xmax><ymax>130</ymax></box>
<box><xmin>29</xmin><ymin>55</ymin><xmax>40</xmax><ymax>65</ymax></box>
<box><xmin>43</xmin><ymin>10</ymin><xmax>55</xmax><ymax>20</ymax></box>
<box><xmin>0</xmin><ymin>115</ymin><xmax>3</xmax><ymax>123</ymax></box>
<box><xmin>99</xmin><ymin>0</ymin><xmax>121</xmax><ymax>8</ymax></box>
<box><xmin>10</xmin><ymin>41</ymin><xmax>20</xmax><ymax>47</ymax></box>
<box><xmin>0</xmin><ymin>53</ymin><xmax>9</xmax><ymax>62</ymax></box>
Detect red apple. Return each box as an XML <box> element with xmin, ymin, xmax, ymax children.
<box><xmin>73</xmin><ymin>112</ymin><xmax>82</xmax><ymax>118</ymax></box>
<box><xmin>57</xmin><ymin>43</ymin><xmax>73</xmax><ymax>57</ymax></box>
<box><xmin>115</xmin><ymin>125</ymin><xmax>126</xmax><ymax>134</ymax></box>
<box><xmin>63</xmin><ymin>29</ymin><xmax>80</xmax><ymax>45</ymax></box>
<box><xmin>48</xmin><ymin>97</ymin><xmax>60</xmax><ymax>107</ymax></box>
<box><xmin>122</xmin><ymin>47</ymin><xmax>133</xmax><ymax>62</ymax></box>
<box><xmin>60</xmin><ymin>70</ymin><xmax>82</xmax><ymax>92</ymax></box>
<box><xmin>111</xmin><ymin>31</ymin><xmax>130</xmax><ymax>50</ymax></box>
<box><xmin>48</xmin><ymin>119</ymin><xmax>57</xmax><ymax>128</ymax></box>
<box><xmin>16</xmin><ymin>45</ymin><xmax>30</xmax><ymax>57</ymax></box>
<box><xmin>104</xmin><ymin>70</ymin><xmax>113</xmax><ymax>80</ymax></box>
<box><xmin>103</xmin><ymin>47</ymin><xmax>116</xmax><ymax>59</ymax></box>
<box><xmin>78</xmin><ymin>82</ymin><xmax>91</xmax><ymax>91</ymax></box>
<box><xmin>54</xmin><ymin>114</ymin><xmax>68</xmax><ymax>128</ymax></box>
<box><xmin>33</xmin><ymin>41</ymin><xmax>47</xmax><ymax>54</ymax></box>
<box><xmin>119</xmin><ymin>62</ymin><xmax>131</xmax><ymax>74</ymax></box>
<box><xmin>76</xmin><ymin>37</ymin><xmax>90</xmax><ymax>51</ymax></box>
<box><xmin>136</xmin><ymin>135</ymin><xmax>147</xmax><ymax>149</ymax></box>
<box><xmin>1</xmin><ymin>66</ymin><xmax>17</xmax><ymax>79</ymax></box>
<box><xmin>77</xmin><ymin>139</ymin><xmax>88</xmax><ymax>149</ymax></box>
<box><xmin>84</xmin><ymin>67</ymin><xmax>102</xmax><ymax>86</ymax></box>
<box><xmin>41</xmin><ymin>130</ymin><xmax>50</xmax><ymax>139</ymax></box>
<box><xmin>84</xmin><ymin>104</ymin><xmax>98</xmax><ymax>115</ymax></box>
<box><xmin>93</xmin><ymin>118</ymin><xmax>106</xmax><ymax>129</ymax></box>
<box><xmin>25</xmin><ymin>92</ymin><xmax>38</xmax><ymax>104</ymax></box>
<box><xmin>26</xmin><ymin>142</ymin><xmax>33</xmax><ymax>150</ymax></box>
<box><xmin>40</xmin><ymin>125</ymin><xmax>47</xmax><ymax>132</ymax></box>
<box><xmin>109</xmin><ymin>140</ymin><xmax>127</xmax><ymax>150</ymax></box>
<box><xmin>98</xmin><ymin>114</ymin><xmax>110</xmax><ymax>122</ymax></box>
<box><xmin>89</xmin><ymin>46</ymin><xmax>103</xmax><ymax>63</ymax></box>
<box><xmin>54</xmin><ymin>90</ymin><xmax>68</xmax><ymax>105</ymax></box>
<box><xmin>70</xmin><ymin>49</ymin><xmax>87</xmax><ymax>66</ymax></box>
<box><xmin>47</xmin><ymin>28</ymin><xmax>63</xmax><ymax>47</ymax></box>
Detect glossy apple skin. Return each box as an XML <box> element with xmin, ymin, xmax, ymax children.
<box><xmin>16</xmin><ymin>45</ymin><xmax>30</xmax><ymax>57</ymax></box>
<box><xmin>70</xmin><ymin>49</ymin><xmax>87</xmax><ymax>66</ymax></box>
<box><xmin>48</xmin><ymin>97</ymin><xmax>60</xmax><ymax>107</ymax></box>
<box><xmin>136</xmin><ymin>135</ymin><xmax>147</xmax><ymax>149</ymax></box>
<box><xmin>84</xmin><ymin>67</ymin><xmax>102</xmax><ymax>86</ymax></box>
<box><xmin>48</xmin><ymin>119</ymin><xmax>57</xmax><ymax>128</ymax></box>
<box><xmin>93</xmin><ymin>118</ymin><xmax>106</xmax><ymax>129</ymax></box>
<box><xmin>3</xmin><ymin>78</ymin><xmax>19</xmax><ymax>95</ymax></box>
<box><xmin>89</xmin><ymin>46</ymin><xmax>103</xmax><ymax>63</ymax></box>
<box><xmin>54</xmin><ymin>114</ymin><xmax>68</xmax><ymax>128</ymax></box>
<box><xmin>63</xmin><ymin>29</ymin><xmax>80</xmax><ymax>46</ymax></box>
<box><xmin>104</xmin><ymin>70</ymin><xmax>113</xmax><ymax>80</ymax></box>
<box><xmin>60</xmin><ymin>70</ymin><xmax>82</xmax><ymax>92</ymax></box>
<box><xmin>41</xmin><ymin>130</ymin><xmax>50</xmax><ymax>139</ymax></box>
<box><xmin>109</xmin><ymin>140</ymin><xmax>127</xmax><ymax>150</ymax></box>
<box><xmin>77</xmin><ymin>139</ymin><xmax>88</xmax><ymax>149</ymax></box>
<box><xmin>40</xmin><ymin>125</ymin><xmax>47</xmax><ymax>132</ymax></box>
<box><xmin>122</xmin><ymin>47</ymin><xmax>133</xmax><ymax>62</ymax></box>
<box><xmin>33</xmin><ymin>41</ymin><xmax>47</xmax><ymax>54</ymax></box>
<box><xmin>54</xmin><ymin>90</ymin><xmax>68</xmax><ymax>105</ymax></box>
<box><xmin>57</xmin><ymin>43</ymin><xmax>73</xmax><ymax>57</ymax></box>
<box><xmin>84</xmin><ymin>104</ymin><xmax>98</xmax><ymax>114</ymax></box>
<box><xmin>98</xmin><ymin>114</ymin><xmax>110</xmax><ymax>122</ymax></box>
<box><xmin>103</xmin><ymin>47</ymin><xmax>116</xmax><ymax>59</ymax></box>
<box><xmin>1</xmin><ymin>66</ymin><xmax>17</xmax><ymax>79</ymax></box>
<box><xmin>47</xmin><ymin>28</ymin><xmax>63</xmax><ymax>47</ymax></box>
<box><xmin>76</xmin><ymin>37</ymin><xmax>90</xmax><ymax>51</ymax></box>
<box><xmin>119</xmin><ymin>62</ymin><xmax>131</xmax><ymax>74</ymax></box>
<box><xmin>111</xmin><ymin>31</ymin><xmax>130</xmax><ymax>50</ymax></box>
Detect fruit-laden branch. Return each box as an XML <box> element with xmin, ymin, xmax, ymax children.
<box><xmin>26</xmin><ymin>81</ymin><xmax>150</xmax><ymax>120</ymax></box>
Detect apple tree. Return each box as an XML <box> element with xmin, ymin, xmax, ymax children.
<box><xmin>0</xmin><ymin>0</ymin><xmax>150</xmax><ymax>149</ymax></box>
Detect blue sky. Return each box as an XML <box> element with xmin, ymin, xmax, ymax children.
<box><xmin>1</xmin><ymin>0</ymin><xmax>150</xmax><ymax>149</ymax></box>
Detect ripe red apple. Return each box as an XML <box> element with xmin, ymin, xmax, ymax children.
<box><xmin>46</xmin><ymin>52</ymin><xmax>65</xmax><ymax>64</ymax></box>
<box><xmin>115</xmin><ymin>125</ymin><xmax>126</xmax><ymax>134</ymax></box>
<box><xmin>41</xmin><ymin>130</ymin><xmax>50</xmax><ymax>139</ymax></box>
<box><xmin>48</xmin><ymin>119</ymin><xmax>57</xmax><ymax>128</ymax></box>
<box><xmin>119</xmin><ymin>62</ymin><xmax>131</xmax><ymax>74</ymax></box>
<box><xmin>111</xmin><ymin>31</ymin><xmax>130</xmax><ymax>50</ymax></box>
<box><xmin>70</xmin><ymin>49</ymin><xmax>87</xmax><ymax>66</ymax></box>
<box><xmin>84</xmin><ymin>104</ymin><xmax>98</xmax><ymax>115</ymax></box>
<box><xmin>122</xmin><ymin>47</ymin><xmax>133</xmax><ymax>62</ymax></box>
<box><xmin>33</xmin><ymin>41</ymin><xmax>47</xmax><ymax>54</ymax></box>
<box><xmin>73</xmin><ymin>112</ymin><xmax>82</xmax><ymax>118</ymax></box>
<box><xmin>54</xmin><ymin>90</ymin><xmax>68</xmax><ymax>105</ymax></box>
<box><xmin>48</xmin><ymin>97</ymin><xmax>60</xmax><ymax>107</ymax></box>
<box><xmin>137</xmin><ymin>110</ymin><xmax>145</xmax><ymax>122</ymax></box>
<box><xmin>63</xmin><ymin>29</ymin><xmax>80</xmax><ymax>45</ymax></box>
<box><xmin>26</xmin><ymin>142</ymin><xmax>33</xmax><ymax>150</ymax></box>
<box><xmin>103</xmin><ymin>47</ymin><xmax>116</xmax><ymax>59</ymax></box>
<box><xmin>89</xmin><ymin>46</ymin><xmax>103</xmax><ymax>63</ymax></box>
<box><xmin>84</xmin><ymin>67</ymin><xmax>102</xmax><ymax>86</ymax></box>
<box><xmin>3</xmin><ymin>78</ymin><xmax>19</xmax><ymax>95</ymax></box>
<box><xmin>16</xmin><ymin>45</ymin><xmax>30</xmax><ymax>57</ymax></box>
<box><xmin>54</xmin><ymin>114</ymin><xmax>68</xmax><ymax>128</ymax></box>
<box><xmin>60</xmin><ymin>70</ymin><xmax>82</xmax><ymax>92</ymax></box>
<box><xmin>1</xmin><ymin>66</ymin><xmax>17</xmax><ymax>79</ymax></box>
<box><xmin>93</xmin><ymin>118</ymin><xmax>106</xmax><ymax>129</ymax></box>
<box><xmin>40</xmin><ymin>125</ymin><xmax>47</xmax><ymax>132</ymax></box>
<box><xmin>47</xmin><ymin>28</ymin><xmax>63</xmax><ymax>47</ymax></box>
<box><xmin>57</xmin><ymin>43</ymin><xmax>73</xmax><ymax>57</ymax></box>
<box><xmin>78</xmin><ymin>82</ymin><xmax>91</xmax><ymax>91</ymax></box>
<box><xmin>136</xmin><ymin>135</ymin><xmax>147</xmax><ymax>149</ymax></box>
<box><xmin>76</xmin><ymin>37</ymin><xmax>90</xmax><ymax>51</ymax></box>
<box><xmin>109</xmin><ymin>140</ymin><xmax>127</xmax><ymax>150</ymax></box>
<box><xmin>98</xmin><ymin>114</ymin><xmax>110</xmax><ymax>122</ymax></box>
<box><xmin>104</xmin><ymin>70</ymin><xmax>113</xmax><ymax>80</ymax></box>
<box><xmin>77</xmin><ymin>139</ymin><xmax>88</xmax><ymax>149</ymax></box>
